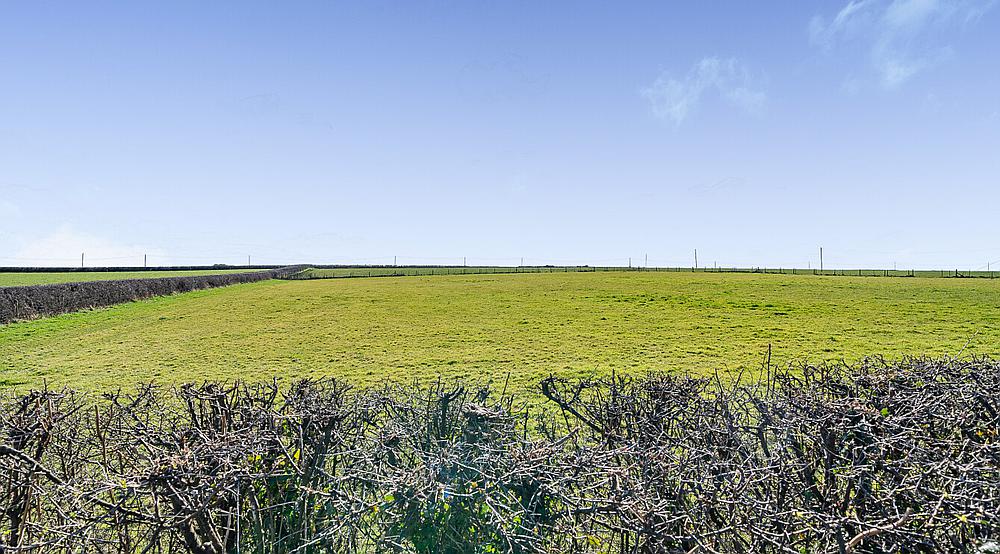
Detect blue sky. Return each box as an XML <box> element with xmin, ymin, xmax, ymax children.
<box><xmin>1</xmin><ymin>1</ymin><xmax>998</xmax><ymax>269</ymax></box>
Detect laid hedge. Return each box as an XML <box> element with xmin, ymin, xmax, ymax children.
<box><xmin>0</xmin><ymin>265</ymin><xmax>306</xmax><ymax>324</ymax></box>
<box><xmin>1</xmin><ymin>357</ymin><xmax>998</xmax><ymax>552</ymax></box>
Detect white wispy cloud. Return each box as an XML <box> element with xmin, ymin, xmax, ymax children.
<box><xmin>641</xmin><ymin>57</ymin><xmax>766</xmax><ymax>125</ymax></box>
<box><xmin>810</xmin><ymin>0</ymin><xmax>996</xmax><ymax>89</ymax></box>
<box><xmin>14</xmin><ymin>226</ymin><xmax>166</xmax><ymax>267</ymax></box>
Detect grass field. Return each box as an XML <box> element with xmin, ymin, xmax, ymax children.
<box><xmin>292</xmin><ymin>266</ymin><xmax>600</xmax><ymax>279</ymax></box>
<box><xmin>0</xmin><ymin>269</ymin><xmax>263</xmax><ymax>287</ymax></box>
<box><xmin>1</xmin><ymin>271</ymin><xmax>998</xmax><ymax>392</ymax></box>
<box><xmin>294</xmin><ymin>266</ymin><xmax>1000</xmax><ymax>280</ymax></box>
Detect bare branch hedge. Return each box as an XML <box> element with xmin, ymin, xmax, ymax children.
<box><xmin>0</xmin><ymin>266</ymin><xmax>307</xmax><ymax>324</ymax></box>
<box><xmin>1</xmin><ymin>357</ymin><xmax>998</xmax><ymax>552</ymax></box>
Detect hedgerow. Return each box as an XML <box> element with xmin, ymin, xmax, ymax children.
<box><xmin>0</xmin><ymin>266</ymin><xmax>307</xmax><ymax>324</ymax></box>
<box><xmin>0</xmin><ymin>357</ymin><xmax>998</xmax><ymax>552</ymax></box>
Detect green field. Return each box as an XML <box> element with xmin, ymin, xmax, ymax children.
<box><xmin>292</xmin><ymin>266</ymin><xmax>601</xmax><ymax>279</ymax></box>
<box><xmin>294</xmin><ymin>266</ymin><xmax>1000</xmax><ymax>280</ymax></box>
<box><xmin>0</xmin><ymin>269</ymin><xmax>263</xmax><ymax>287</ymax></box>
<box><xmin>3</xmin><ymin>266</ymin><xmax>994</xmax><ymax>288</ymax></box>
<box><xmin>1</xmin><ymin>271</ymin><xmax>998</xmax><ymax>392</ymax></box>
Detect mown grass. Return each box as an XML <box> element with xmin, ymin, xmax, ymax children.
<box><xmin>1</xmin><ymin>271</ymin><xmax>998</xmax><ymax>392</ymax></box>
<box><xmin>0</xmin><ymin>269</ymin><xmax>263</xmax><ymax>287</ymax></box>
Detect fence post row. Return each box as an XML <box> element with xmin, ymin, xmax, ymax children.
<box><xmin>276</xmin><ymin>265</ymin><xmax>1000</xmax><ymax>281</ymax></box>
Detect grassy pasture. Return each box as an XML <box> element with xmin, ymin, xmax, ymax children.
<box><xmin>296</xmin><ymin>266</ymin><xmax>1000</xmax><ymax>280</ymax></box>
<box><xmin>292</xmin><ymin>266</ymin><xmax>607</xmax><ymax>279</ymax></box>
<box><xmin>0</xmin><ymin>269</ymin><xmax>263</xmax><ymax>287</ymax></box>
<box><xmin>1</xmin><ymin>271</ymin><xmax>998</xmax><ymax>392</ymax></box>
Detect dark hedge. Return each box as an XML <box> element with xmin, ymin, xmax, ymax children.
<box><xmin>0</xmin><ymin>266</ymin><xmax>307</xmax><ymax>324</ymax></box>
<box><xmin>0</xmin><ymin>265</ymin><xmax>288</xmax><ymax>273</ymax></box>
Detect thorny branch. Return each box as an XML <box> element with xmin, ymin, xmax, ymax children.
<box><xmin>1</xmin><ymin>357</ymin><xmax>999</xmax><ymax>552</ymax></box>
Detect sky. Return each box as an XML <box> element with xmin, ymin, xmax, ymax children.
<box><xmin>1</xmin><ymin>0</ymin><xmax>998</xmax><ymax>269</ymax></box>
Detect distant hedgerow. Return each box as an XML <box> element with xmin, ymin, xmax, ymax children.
<box><xmin>0</xmin><ymin>265</ymin><xmax>307</xmax><ymax>324</ymax></box>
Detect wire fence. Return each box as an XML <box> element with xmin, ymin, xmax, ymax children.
<box><xmin>2</xmin><ymin>264</ymin><xmax>996</xmax><ymax>280</ymax></box>
<box><xmin>286</xmin><ymin>265</ymin><xmax>1000</xmax><ymax>280</ymax></box>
